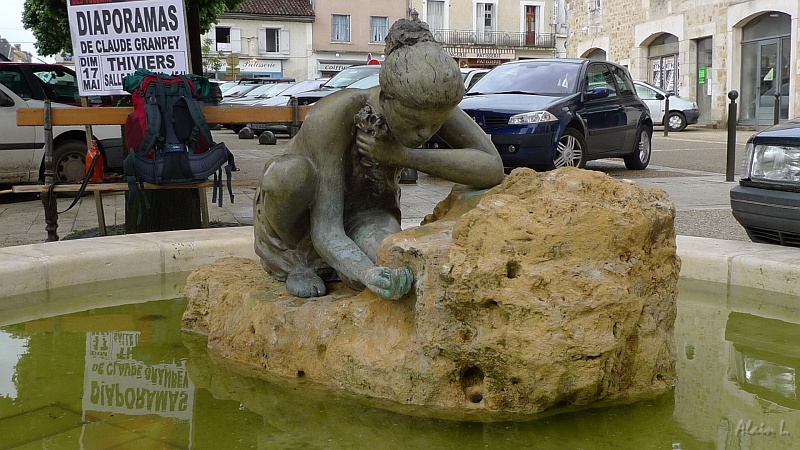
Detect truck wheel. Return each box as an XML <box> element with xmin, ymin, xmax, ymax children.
<box><xmin>53</xmin><ymin>140</ymin><xmax>88</xmax><ymax>183</ymax></box>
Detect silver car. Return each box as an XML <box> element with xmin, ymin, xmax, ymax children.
<box><xmin>0</xmin><ymin>82</ymin><xmax>122</xmax><ymax>184</ymax></box>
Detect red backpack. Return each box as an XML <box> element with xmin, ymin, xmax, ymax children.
<box><xmin>123</xmin><ymin>69</ymin><xmax>236</xmax><ymax>208</ymax></box>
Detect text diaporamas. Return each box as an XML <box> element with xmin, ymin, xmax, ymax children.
<box><xmin>68</xmin><ymin>0</ymin><xmax>189</xmax><ymax>96</ymax></box>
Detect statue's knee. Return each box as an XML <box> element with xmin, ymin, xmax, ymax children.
<box><xmin>260</xmin><ymin>156</ymin><xmax>317</xmax><ymax>202</ymax></box>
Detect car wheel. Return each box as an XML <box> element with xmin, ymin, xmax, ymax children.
<box><xmin>666</xmin><ymin>111</ymin><xmax>687</xmax><ymax>132</ymax></box>
<box><xmin>553</xmin><ymin>127</ymin><xmax>586</xmax><ymax>169</ymax></box>
<box><xmin>230</xmin><ymin>124</ymin><xmax>244</xmax><ymax>134</ymax></box>
<box><xmin>53</xmin><ymin>139</ymin><xmax>89</xmax><ymax>183</ymax></box>
<box><xmin>623</xmin><ymin>127</ymin><xmax>652</xmax><ymax>170</ymax></box>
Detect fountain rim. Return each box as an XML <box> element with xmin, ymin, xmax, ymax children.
<box><xmin>0</xmin><ymin>228</ymin><xmax>798</xmax><ymax>300</ymax></box>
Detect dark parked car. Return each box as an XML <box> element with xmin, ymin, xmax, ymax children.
<box><xmin>730</xmin><ymin>119</ymin><xmax>800</xmax><ymax>247</ymax></box>
<box><xmin>293</xmin><ymin>65</ymin><xmax>381</xmax><ymax>105</ymax></box>
<box><xmin>458</xmin><ymin>58</ymin><xmax>653</xmax><ymax>170</ymax></box>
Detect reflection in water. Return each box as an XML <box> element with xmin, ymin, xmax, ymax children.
<box><xmin>0</xmin><ymin>332</ymin><xmax>27</xmax><ymax>400</ymax></box>
<box><xmin>0</xmin><ymin>277</ymin><xmax>799</xmax><ymax>448</ymax></box>
<box><xmin>81</xmin><ymin>331</ymin><xmax>195</xmax><ymax>447</ymax></box>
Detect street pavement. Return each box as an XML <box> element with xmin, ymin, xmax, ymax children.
<box><xmin>0</xmin><ymin>126</ymin><xmax>752</xmax><ymax>247</ymax></box>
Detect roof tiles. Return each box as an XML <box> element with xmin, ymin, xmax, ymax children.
<box><xmin>229</xmin><ymin>0</ymin><xmax>314</xmax><ymax>17</ymax></box>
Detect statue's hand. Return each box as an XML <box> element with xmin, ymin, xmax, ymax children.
<box><xmin>356</xmin><ymin>129</ymin><xmax>405</xmax><ymax>166</ymax></box>
<box><xmin>365</xmin><ymin>266</ymin><xmax>414</xmax><ymax>300</ymax></box>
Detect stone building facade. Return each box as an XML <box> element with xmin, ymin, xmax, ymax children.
<box><xmin>408</xmin><ymin>0</ymin><xmax>567</xmax><ymax>67</ymax></box>
<box><xmin>202</xmin><ymin>0</ymin><xmax>315</xmax><ymax>81</ymax></box>
<box><xmin>310</xmin><ymin>0</ymin><xmax>406</xmax><ymax>77</ymax></box>
<box><xmin>566</xmin><ymin>0</ymin><xmax>798</xmax><ymax>127</ymax></box>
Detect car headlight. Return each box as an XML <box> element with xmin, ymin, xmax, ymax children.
<box><xmin>742</xmin><ymin>142</ymin><xmax>800</xmax><ymax>182</ymax></box>
<box><xmin>508</xmin><ymin>111</ymin><xmax>558</xmax><ymax>125</ymax></box>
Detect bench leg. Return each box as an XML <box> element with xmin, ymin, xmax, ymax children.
<box><xmin>41</xmin><ymin>191</ymin><xmax>59</xmax><ymax>242</ymax></box>
<box><xmin>198</xmin><ymin>187</ymin><xmax>210</xmax><ymax>228</ymax></box>
<box><xmin>94</xmin><ymin>191</ymin><xmax>107</xmax><ymax>236</ymax></box>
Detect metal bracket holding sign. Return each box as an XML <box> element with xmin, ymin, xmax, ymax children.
<box><xmin>67</xmin><ymin>0</ymin><xmax>191</xmax><ymax>97</ymax></box>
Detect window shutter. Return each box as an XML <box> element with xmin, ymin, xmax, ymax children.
<box><xmin>280</xmin><ymin>29</ymin><xmax>290</xmax><ymax>54</ymax></box>
<box><xmin>231</xmin><ymin>28</ymin><xmax>242</xmax><ymax>53</ymax></box>
<box><xmin>258</xmin><ymin>28</ymin><xmax>266</xmax><ymax>53</ymax></box>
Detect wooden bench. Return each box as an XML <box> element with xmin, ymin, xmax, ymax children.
<box><xmin>11</xmin><ymin>179</ymin><xmax>259</xmax><ymax>236</ymax></box>
<box><xmin>16</xmin><ymin>102</ymin><xmax>309</xmax><ymax>241</ymax></box>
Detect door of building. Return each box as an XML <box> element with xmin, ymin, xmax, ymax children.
<box><xmin>739</xmin><ymin>12</ymin><xmax>790</xmax><ymax>126</ymax></box>
<box><xmin>741</xmin><ymin>38</ymin><xmax>790</xmax><ymax>125</ymax></box>
<box><xmin>695</xmin><ymin>37</ymin><xmax>712</xmax><ymax>125</ymax></box>
<box><xmin>525</xmin><ymin>6</ymin><xmax>536</xmax><ymax>46</ymax></box>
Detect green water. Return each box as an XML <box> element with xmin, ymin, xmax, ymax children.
<box><xmin>0</xmin><ymin>276</ymin><xmax>799</xmax><ymax>449</ymax></box>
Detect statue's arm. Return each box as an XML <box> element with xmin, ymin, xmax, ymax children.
<box><xmin>400</xmin><ymin>108</ymin><xmax>505</xmax><ymax>188</ymax></box>
<box><xmin>308</xmin><ymin>177</ymin><xmax>412</xmax><ymax>300</ymax></box>
<box><xmin>301</xmin><ymin>96</ymin><xmax>412</xmax><ymax>300</ymax></box>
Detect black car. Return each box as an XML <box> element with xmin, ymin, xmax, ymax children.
<box><xmin>458</xmin><ymin>58</ymin><xmax>653</xmax><ymax>170</ymax></box>
<box><xmin>730</xmin><ymin>119</ymin><xmax>800</xmax><ymax>247</ymax></box>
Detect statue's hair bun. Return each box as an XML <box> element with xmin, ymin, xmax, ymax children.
<box><xmin>384</xmin><ymin>19</ymin><xmax>436</xmax><ymax>56</ymax></box>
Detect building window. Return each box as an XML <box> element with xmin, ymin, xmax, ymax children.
<box><xmin>479</xmin><ymin>3</ymin><xmax>495</xmax><ymax>31</ymax></box>
<box><xmin>370</xmin><ymin>17</ymin><xmax>389</xmax><ymax>44</ymax></box>
<box><xmin>427</xmin><ymin>1</ymin><xmax>445</xmax><ymax>31</ymax></box>
<box><xmin>331</xmin><ymin>14</ymin><xmax>351</xmax><ymax>43</ymax></box>
<box><xmin>216</xmin><ymin>27</ymin><xmax>231</xmax><ymax>52</ymax></box>
<box><xmin>264</xmin><ymin>29</ymin><xmax>279</xmax><ymax>52</ymax></box>
<box><xmin>648</xmin><ymin>34</ymin><xmax>679</xmax><ymax>94</ymax></box>
<box><xmin>476</xmin><ymin>2</ymin><xmax>496</xmax><ymax>44</ymax></box>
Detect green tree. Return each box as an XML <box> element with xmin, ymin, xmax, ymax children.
<box><xmin>201</xmin><ymin>37</ymin><xmax>224</xmax><ymax>74</ymax></box>
<box><xmin>22</xmin><ymin>0</ymin><xmax>244</xmax><ymax>57</ymax></box>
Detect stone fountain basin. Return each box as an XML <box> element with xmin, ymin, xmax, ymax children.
<box><xmin>2</xmin><ymin>229</ymin><xmax>799</xmax><ymax>398</ymax></box>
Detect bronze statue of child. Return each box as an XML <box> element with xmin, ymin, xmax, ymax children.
<box><xmin>254</xmin><ymin>18</ymin><xmax>504</xmax><ymax>300</ymax></box>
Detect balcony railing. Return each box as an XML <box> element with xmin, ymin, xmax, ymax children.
<box><xmin>430</xmin><ymin>29</ymin><xmax>556</xmax><ymax>49</ymax></box>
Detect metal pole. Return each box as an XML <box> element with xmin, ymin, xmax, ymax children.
<box><xmin>289</xmin><ymin>96</ymin><xmax>300</xmax><ymax>138</ymax></box>
<box><xmin>726</xmin><ymin>91</ymin><xmax>738</xmax><ymax>182</ymax></box>
<box><xmin>663</xmin><ymin>93</ymin><xmax>671</xmax><ymax>137</ymax></box>
<box><xmin>773</xmin><ymin>91</ymin><xmax>780</xmax><ymax>125</ymax></box>
<box><xmin>41</xmin><ymin>100</ymin><xmax>59</xmax><ymax>241</ymax></box>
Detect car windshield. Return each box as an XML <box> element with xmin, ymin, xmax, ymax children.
<box><xmin>323</xmin><ymin>67</ymin><xmax>381</xmax><ymax>89</ymax></box>
<box><xmin>467</xmin><ymin>61</ymin><xmax>581</xmax><ymax>96</ymax></box>
<box><xmin>346</xmin><ymin>74</ymin><xmax>379</xmax><ymax>89</ymax></box>
<box><xmin>242</xmin><ymin>83</ymin><xmax>291</xmax><ymax>98</ymax></box>
<box><xmin>278</xmin><ymin>79</ymin><xmax>326</xmax><ymax>96</ymax></box>
<box><xmin>218</xmin><ymin>82</ymin><xmax>238</xmax><ymax>92</ymax></box>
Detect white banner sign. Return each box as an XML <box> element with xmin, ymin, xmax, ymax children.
<box><xmin>67</xmin><ymin>0</ymin><xmax>190</xmax><ymax>96</ymax></box>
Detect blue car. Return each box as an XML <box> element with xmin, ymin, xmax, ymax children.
<box><xmin>458</xmin><ymin>58</ymin><xmax>653</xmax><ymax>170</ymax></box>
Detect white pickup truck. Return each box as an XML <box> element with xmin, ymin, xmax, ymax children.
<box><xmin>0</xmin><ymin>82</ymin><xmax>123</xmax><ymax>185</ymax></box>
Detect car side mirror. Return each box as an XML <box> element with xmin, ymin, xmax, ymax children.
<box><xmin>655</xmin><ymin>93</ymin><xmax>665</xmax><ymax>100</ymax></box>
<box><xmin>586</xmin><ymin>87</ymin><xmax>611</xmax><ymax>100</ymax></box>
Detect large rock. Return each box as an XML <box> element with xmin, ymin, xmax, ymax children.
<box><xmin>183</xmin><ymin>167</ymin><xmax>680</xmax><ymax>420</ymax></box>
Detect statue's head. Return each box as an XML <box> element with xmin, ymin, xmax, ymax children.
<box><xmin>379</xmin><ymin>19</ymin><xmax>464</xmax><ymax>148</ymax></box>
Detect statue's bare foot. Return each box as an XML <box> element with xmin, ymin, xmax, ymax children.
<box><xmin>286</xmin><ymin>271</ymin><xmax>327</xmax><ymax>298</ymax></box>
